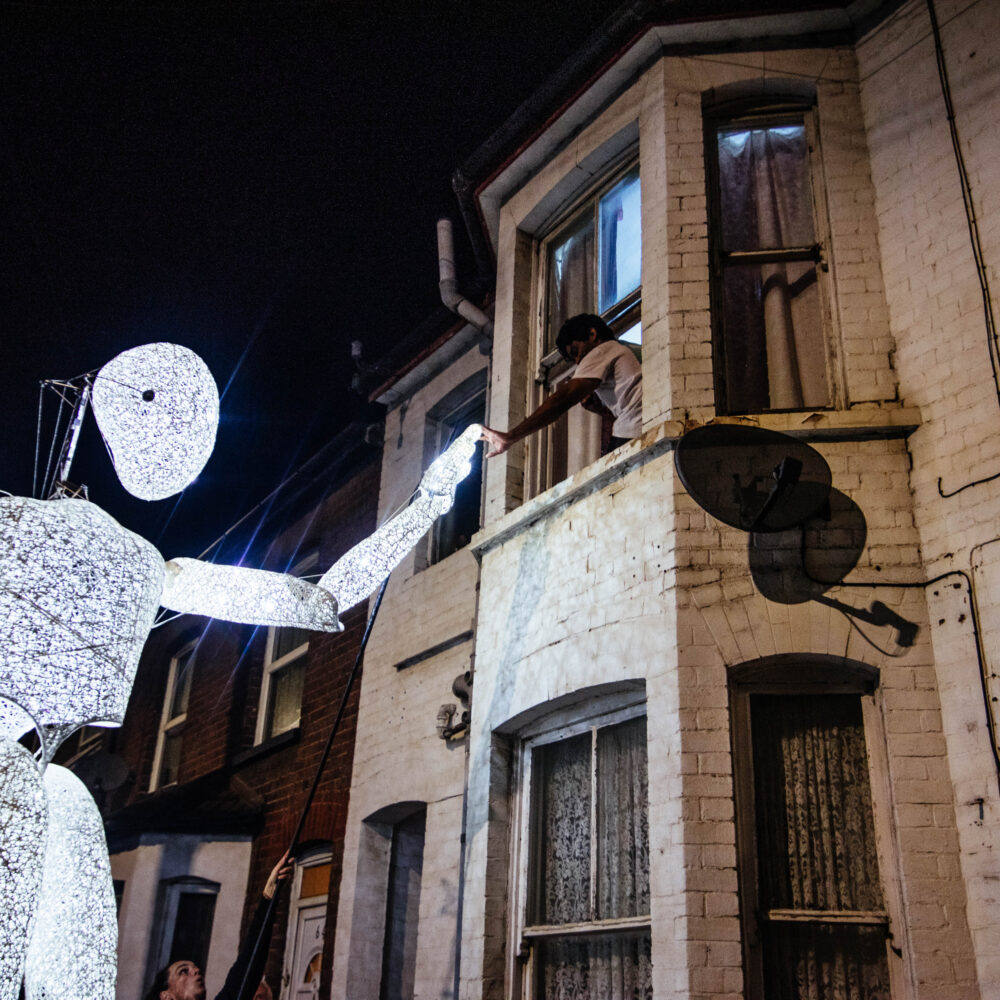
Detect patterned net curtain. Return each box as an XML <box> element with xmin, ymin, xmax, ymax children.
<box><xmin>530</xmin><ymin>716</ymin><xmax>652</xmax><ymax>1000</ymax></box>
<box><xmin>751</xmin><ymin>694</ymin><xmax>891</xmax><ymax>1000</ymax></box>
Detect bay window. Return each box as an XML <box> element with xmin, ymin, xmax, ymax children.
<box><xmin>530</xmin><ymin>162</ymin><xmax>642</xmax><ymax>495</ymax></box>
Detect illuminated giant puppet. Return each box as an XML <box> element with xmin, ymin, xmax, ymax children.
<box><xmin>0</xmin><ymin>343</ymin><xmax>481</xmax><ymax>1000</ymax></box>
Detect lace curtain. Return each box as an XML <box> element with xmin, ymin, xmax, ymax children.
<box><xmin>751</xmin><ymin>694</ymin><xmax>891</xmax><ymax>1000</ymax></box>
<box><xmin>531</xmin><ymin>716</ymin><xmax>652</xmax><ymax>1000</ymax></box>
<box><xmin>717</xmin><ymin>124</ymin><xmax>829</xmax><ymax>412</ymax></box>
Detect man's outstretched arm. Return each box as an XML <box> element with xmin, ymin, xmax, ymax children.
<box><xmin>480</xmin><ymin>377</ymin><xmax>600</xmax><ymax>457</ymax></box>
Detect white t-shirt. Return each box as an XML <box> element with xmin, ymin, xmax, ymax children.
<box><xmin>573</xmin><ymin>339</ymin><xmax>642</xmax><ymax>438</ymax></box>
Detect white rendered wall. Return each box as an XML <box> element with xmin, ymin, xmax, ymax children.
<box><xmin>110</xmin><ymin>835</ymin><xmax>252</xmax><ymax>1000</ymax></box>
<box><xmin>330</xmin><ymin>345</ymin><xmax>487</xmax><ymax>1000</ymax></box>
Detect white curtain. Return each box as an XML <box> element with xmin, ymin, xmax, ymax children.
<box><xmin>533</xmin><ymin>718</ymin><xmax>651</xmax><ymax>1000</ymax></box>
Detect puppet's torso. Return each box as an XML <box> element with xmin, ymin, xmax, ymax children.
<box><xmin>0</xmin><ymin>496</ymin><xmax>163</xmax><ymax>741</ymax></box>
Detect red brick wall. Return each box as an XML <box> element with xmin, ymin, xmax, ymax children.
<box><xmin>108</xmin><ymin>451</ymin><xmax>381</xmax><ymax>998</ymax></box>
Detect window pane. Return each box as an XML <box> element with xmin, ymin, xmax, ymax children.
<box><xmin>762</xmin><ymin>923</ymin><xmax>891</xmax><ymax>1000</ymax></box>
<box><xmin>751</xmin><ymin>695</ymin><xmax>884</xmax><ymax>913</ymax></box>
<box><xmin>721</xmin><ymin>260</ymin><xmax>828</xmax><ymax>411</ymax></box>
<box><xmin>596</xmin><ymin>717</ymin><xmax>649</xmax><ymax>919</ymax></box>
<box><xmin>158</xmin><ymin>727</ymin><xmax>183</xmax><ymax>787</ymax></box>
<box><xmin>619</xmin><ymin>322</ymin><xmax>642</xmax><ymax>346</ymax></box>
<box><xmin>168</xmin><ymin>891</ymin><xmax>217</xmax><ymax>970</ymax></box>
<box><xmin>547</xmin><ymin>213</ymin><xmax>595</xmax><ymax>352</ymax></box>
<box><xmin>533</xmin><ymin>733</ymin><xmax>592</xmax><ymax>925</ymax></box>
<box><xmin>598</xmin><ymin>167</ymin><xmax>642</xmax><ymax>312</ymax></box>
<box><xmin>273</xmin><ymin>624</ymin><xmax>309</xmax><ymax>663</ymax></box>
<box><xmin>169</xmin><ymin>648</ymin><xmax>194</xmax><ymax>720</ymax></box>
<box><xmin>536</xmin><ymin>932</ymin><xmax>652</xmax><ymax>1000</ymax></box>
<box><xmin>300</xmin><ymin>861</ymin><xmax>331</xmax><ymax>899</ymax></box>
<box><xmin>717</xmin><ymin>124</ymin><xmax>815</xmax><ymax>251</ymax></box>
<box><xmin>267</xmin><ymin>657</ymin><xmax>306</xmax><ymax>737</ymax></box>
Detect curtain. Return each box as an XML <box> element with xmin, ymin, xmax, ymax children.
<box><xmin>533</xmin><ymin>718</ymin><xmax>651</xmax><ymax>1000</ymax></box>
<box><xmin>718</xmin><ymin>125</ymin><xmax>829</xmax><ymax>411</ymax></box>
<box><xmin>597</xmin><ymin>716</ymin><xmax>649</xmax><ymax>918</ymax></box>
<box><xmin>548</xmin><ymin>218</ymin><xmax>595</xmax><ymax>352</ymax></box>
<box><xmin>751</xmin><ymin>694</ymin><xmax>891</xmax><ymax>1000</ymax></box>
<box><xmin>538</xmin><ymin>933</ymin><xmax>652</xmax><ymax>1000</ymax></box>
<box><xmin>537</xmin><ymin>732</ymin><xmax>592</xmax><ymax>925</ymax></box>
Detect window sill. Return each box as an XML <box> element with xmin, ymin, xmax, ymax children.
<box><xmin>232</xmin><ymin>726</ymin><xmax>301</xmax><ymax>767</ymax></box>
<box><xmin>472</xmin><ymin>406</ymin><xmax>921</xmax><ymax>558</ymax></box>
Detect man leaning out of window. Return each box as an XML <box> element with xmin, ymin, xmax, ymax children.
<box><xmin>480</xmin><ymin>314</ymin><xmax>642</xmax><ymax>458</ymax></box>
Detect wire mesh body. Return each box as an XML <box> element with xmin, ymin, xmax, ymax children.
<box><xmin>0</xmin><ymin>496</ymin><xmax>163</xmax><ymax>750</ymax></box>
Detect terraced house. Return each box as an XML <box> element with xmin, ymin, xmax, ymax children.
<box><xmin>330</xmin><ymin>2</ymin><xmax>1000</xmax><ymax>999</ymax></box>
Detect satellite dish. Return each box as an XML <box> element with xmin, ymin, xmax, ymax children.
<box><xmin>675</xmin><ymin>424</ymin><xmax>831</xmax><ymax>532</ymax></box>
<box><xmin>73</xmin><ymin>751</ymin><xmax>130</xmax><ymax>793</ymax></box>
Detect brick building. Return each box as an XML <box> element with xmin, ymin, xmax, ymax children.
<box><xmin>329</xmin><ymin>2</ymin><xmax>1000</xmax><ymax>999</ymax></box>
<box><xmin>77</xmin><ymin>420</ymin><xmax>382</xmax><ymax>1000</ymax></box>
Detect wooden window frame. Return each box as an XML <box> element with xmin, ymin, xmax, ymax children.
<box><xmin>509</xmin><ymin>697</ymin><xmax>650</xmax><ymax>999</ymax></box>
<box><xmin>704</xmin><ymin>99</ymin><xmax>838</xmax><ymax>416</ymax></box>
<box><xmin>149</xmin><ymin>639</ymin><xmax>196</xmax><ymax>791</ymax></box>
<box><xmin>729</xmin><ymin>656</ymin><xmax>904</xmax><ymax>1000</ymax></box>
<box><xmin>527</xmin><ymin>158</ymin><xmax>642</xmax><ymax>498</ymax></box>
<box><xmin>255</xmin><ymin>552</ymin><xmax>317</xmax><ymax>745</ymax></box>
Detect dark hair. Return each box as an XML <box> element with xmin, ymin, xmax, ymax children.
<box><xmin>555</xmin><ymin>314</ymin><xmax>614</xmax><ymax>362</ymax></box>
<box><xmin>143</xmin><ymin>964</ymin><xmax>173</xmax><ymax>1000</ymax></box>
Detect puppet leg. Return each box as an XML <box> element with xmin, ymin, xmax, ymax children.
<box><xmin>0</xmin><ymin>736</ymin><xmax>47</xmax><ymax>1000</ymax></box>
<box><xmin>24</xmin><ymin>764</ymin><xmax>117</xmax><ymax>1000</ymax></box>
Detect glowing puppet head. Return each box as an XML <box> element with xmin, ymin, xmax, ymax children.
<box><xmin>92</xmin><ymin>342</ymin><xmax>219</xmax><ymax>501</ymax></box>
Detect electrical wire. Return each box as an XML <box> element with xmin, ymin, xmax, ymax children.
<box><xmin>799</xmin><ymin>523</ymin><xmax>1000</xmax><ymax>785</ymax></box>
<box><xmin>33</xmin><ymin>382</ymin><xmax>44</xmax><ymax>499</ymax></box>
<box><xmin>231</xmin><ymin>574</ymin><xmax>390</xmax><ymax>1000</ymax></box>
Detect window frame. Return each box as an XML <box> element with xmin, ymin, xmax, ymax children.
<box><xmin>508</xmin><ymin>696</ymin><xmax>650</xmax><ymax>999</ymax></box>
<box><xmin>255</xmin><ymin>552</ymin><xmax>317</xmax><ymax>745</ymax></box>
<box><xmin>149</xmin><ymin>639</ymin><xmax>197</xmax><ymax>792</ymax></box>
<box><xmin>527</xmin><ymin>157</ymin><xmax>643</xmax><ymax>497</ymax></box>
<box><xmin>705</xmin><ymin>99</ymin><xmax>838</xmax><ymax>416</ymax></box>
<box><xmin>152</xmin><ymin>875</ymin><xmax>220</xmax><ymax>974</ymax></box>
<box><xmin>729</xmin><ymin>657</ymin><xmax>902</xmax><ymax>1000</ymax></box>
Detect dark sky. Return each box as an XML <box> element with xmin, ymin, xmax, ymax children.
<box><xmin>2</xmin><ymin>1</ymin><xmax>620</xmax><ymax>557</ymax></box>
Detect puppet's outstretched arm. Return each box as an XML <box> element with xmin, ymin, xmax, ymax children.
<box><xmin>160</xmin><ymin>560</ymin><xmax>343</xmax><ymax>631</ymax></box>
<box><xmin>318</xmin><ymin>423</ymin><xmax>481</xmax><ymax>611</ymax></box>
<box><xmin>161</xmin><ymin>423</ymin><xmax>482</xmax><ymax>628</ymax></box>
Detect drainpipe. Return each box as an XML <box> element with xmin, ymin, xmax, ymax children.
<box><xmin>437</xmin><ymin>218</ymin><xmax>493</xmax><ymax>354</ymax></box>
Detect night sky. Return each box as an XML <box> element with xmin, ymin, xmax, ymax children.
<box><xmin>2</xmin><ymin>2</ymin><xmax>620</xmax><ymax>558</ymax></box>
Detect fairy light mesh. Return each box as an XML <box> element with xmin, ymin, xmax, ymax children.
<box><xmin>0</xmin><ymin>496</ymin><xmax>163</xmax><ymax>753</ymax></box>
<box><xmin>93</xmin><ymin>342</ymin><xmax>219</xmax><ymax>501</ymax></box>
<box><xmin>24</xmin><ymin>765</ymin><xmax>117</xmax><ymax>1000</ymax></box>
<box><xmin>0</xmin><ymin>740</ymin><xmax>47</xmax><ymax>1000</ymax></box>
<box><xmin>162</xmin><ymin>560</ymin><xmax>343</xmax><ymax>630</ymax></box>
<box><xmin>320</xmin><ymin>423</ymin><xmax>482</xmax><ymax>610</ymax></box>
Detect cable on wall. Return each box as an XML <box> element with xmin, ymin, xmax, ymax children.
<box><xmin>924</xmin><ymin>0</ymin><xmax>1000</xmax><ymax>497</ymax></box>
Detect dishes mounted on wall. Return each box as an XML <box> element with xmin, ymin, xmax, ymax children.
<box><xmin>674</xmin><ymin>423</ymin><xmax>831</xmax><ymax>533</ymax></box>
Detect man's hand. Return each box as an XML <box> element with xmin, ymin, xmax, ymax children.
<box><xmin>480</xmin><ymin>426</ymin><xmax>513</xmax><ymax>458</ymax></box>
<box><xmin>263</xmin><ymin>850</ymin><xmax>295</xmax><ymax>899</ymax></box>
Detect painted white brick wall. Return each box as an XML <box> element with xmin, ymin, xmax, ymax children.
<box><xmin>330</xmin><ymin>345</ymin><xmax>486</xmax><ymax>1000</ymax></box>
<box><xmin>336</xmin><ymin>9</ymin><xmax>1000</xmax><ymax>997</ymax></box>
<box><xmin>859</xmin><ymin>1</ymin><xmax>1000</xmax><ymax>994</ymax></box>
<box><xmin>460</xmin><ymin>26</ymin><xmax>991</xmax><ymax>1000</ymax></box>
